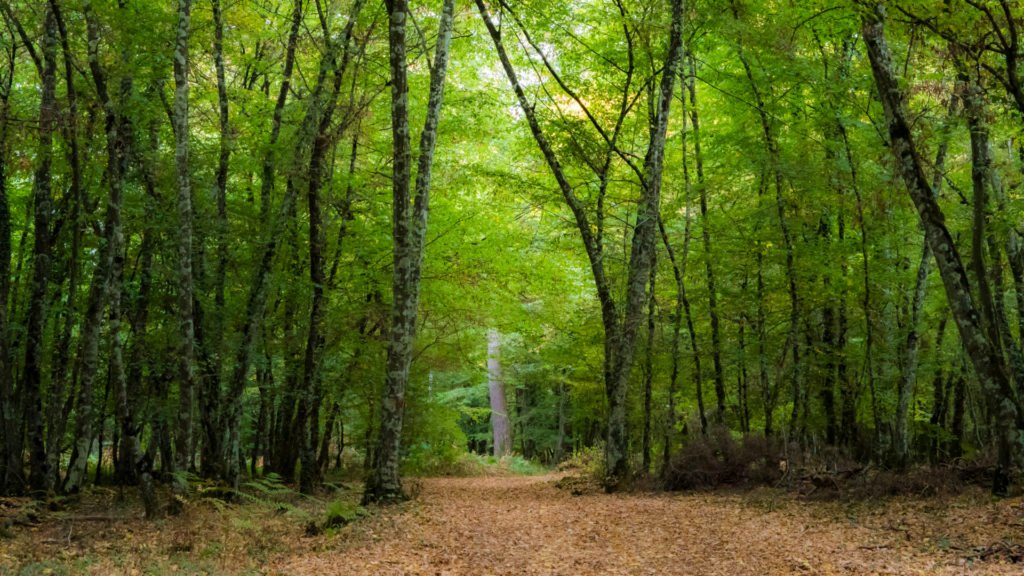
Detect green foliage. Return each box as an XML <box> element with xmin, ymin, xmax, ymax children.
<box><xmin>400</xmin><ymin>398</ymin><xmax>468</xmax><ymax>476</ymax></box>
<box><xmin>323</xmin><ymin>499</ymin><xmax>368</xmax><ymax>529</ymax></box>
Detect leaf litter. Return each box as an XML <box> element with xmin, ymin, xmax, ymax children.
<box><xmin>3</xmin><ymin>473</ymin><xmax>1024</xmax><ymax>574</ymax></box>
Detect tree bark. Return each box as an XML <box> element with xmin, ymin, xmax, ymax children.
<box><xmin>0</xmin><ymin>31</ymin><xmax>15</xmax><ymax>494</ymax></box>
<box><xmin>171</xmin><ymin>0</ymin><xmax>197</xmax><ymax>504</ymax></box>
<box><xmin>600</xmin><ymin>0</ymin><xmax>683</xmax><ymax>490</ymax></box>
<box><xmin>688</xmin><ymin>61</ymin><xmax>725</xmax><ymax>424</ymax></box>
<box><xmin>295</xmin><ymin>0</ymin><xmax>366</xmax><ymax>494</ymax></box>
<box><xmin>64</xmin><ymin>0</ymin><xmax>132</xmax><ymax>494</ymax></box>
<box><xmin>641</xmin><ymin>263</ymin><xmax>656</xmax><ymax>474</ymax></box>
<box><xmin>894</xmin><ymin>91</ymin><xmax>957</xmax><ymax>469</ymax></box>
<box><xmin>364</xmin><ymin>0</ymin><xmax>455</xmax><ymax>504</ymax></box>
<box><xmin>23</xmin><ymin>4</ymin><xmax>58</xmax><ymax>496</ymax></box>
<box><xmin>487</xmin><ymin>330</ymin><xmax>512</xmax><ymax>457</ymax></box>
<box><xmin>46</xmin><ymin>0</ymin><xmax>83</xmax><ymax>488</ymax></box>
<box><xmin>861</xmin><ymin>4</ymin><xmax>1021</xmax><ymax>495</ymax></box>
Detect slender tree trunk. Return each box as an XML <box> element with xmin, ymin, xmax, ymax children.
<box><xmin>364</xmin><ymin>0</ymin><xmax>454</xmax><ymax>504</ymax></box>
<box><xmin>295</xmin><ymin>0</ymin><xmax>366</xmax><ymax>493</ymax></box>
<box><xmin>820</xmin><ymin>271</ymin><xmax>838</xmax><ymax>445</ymax></box>
<box><xmin>603</xmin><ymin>0</ymin><xmax>683</xmax><ymax>489</ymax></box>
<box><xmin>555</xmin><ymin>380</ymin><xmax>566</xmax><ymax>464</ymax></box>
<box><xmin>641</xmin><ymin>263</ymin><xmax>656</xmax><ymax>474</ymax></box>
<box><xmin>194</xmin><ymin>0</ymin><xmax>232</xmax><ymax>482</ymax></box>
<box><xmin>737</xmin><ymin>306</ymin><xmax>750</xmax><ymax>434</ymax></box>
<box><xmin>828</xmin><ymin>76</ymin><xmax>870</xmax><ymax>450</ymax></box>
<box><xmin>661</xmin><ymin>76</ymin><xmax>691</xmax><ymax>467</ymax></box>
<box><xmin>64</xmin><ymin>0</ymin><xmax>131</xmax><ymax>494</ymax></box>
<box><xmin>894</xmin><ymin>93</ymin><xmax>956</xmax><ymax>468</ymax></box>
<box><xmin>317</xmin><ymin>401</ymin><xmax>339</xmax><ymax>472</ymax></box>
<box><xmin>929</xmin><ymin>312</ymin><xmax>949</xmax><ymax>463</ymax></box>
<box><xmin>23</xmin><ymin>5</ymin><xmax>58</xmax><ymax>496</ymax></box>
<box><xmin>861</xmin><ymin>5</ymin><xmax>1021</xmax><ymax>495</ymax></box>
<box><xmin>756</xmin><ymin>173</ymin><xmax>773</xmax><ymax>437</ymax></box>
<box><xmin>0</xmin><ymin>36</ymin><xmax>16</xmax><ymax>494</ymax></box>
<box><xmin>222</xmin><ymin>0</ymin><xmax>303</xmax><ymax>488</ymax></box>
<box><xmin>687</xmin><ymin>62</ymin><xmax>724</xmax><ymax>424</ymax></box>
<box><xmin>46</xmin><ymin>0</ymin><xmax>83</xmax><ymax>487</ymax></box>
<box><xmin>949</xmin><ymin>357</ymin><xmax>967</xmax><ymax>459</ymax></box>
<box><xmin>171</xmin><ymin>0</ymin><xmax>197</xmax><ymax>504</ymax></box>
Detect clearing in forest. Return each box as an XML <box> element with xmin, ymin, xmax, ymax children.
<box><xmin>5</xmin><ymin>473</ymin><xmax>1023</xmax><ymax>575</ymax></box>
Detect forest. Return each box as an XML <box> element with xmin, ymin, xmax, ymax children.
<box><xmin>2</xmin><ymin>0</ymin><xmax>1024</xmax><ymax>572</ymax></box>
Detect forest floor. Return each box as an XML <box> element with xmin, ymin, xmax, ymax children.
<box><xmin>3</xmin><ymin>472</ymin><xmax>1024</xmax><ymax>575</ymax></box>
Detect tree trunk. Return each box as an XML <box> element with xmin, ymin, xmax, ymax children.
<box><xmin>603</xmin><ymin>0</ymin><xmax>683</xmax><ymax>489</ymax></box>
<box><xmin>295</xmin><ymin>0</ymin><xmax>366</xmax><ymax>493</ymax></box>
<box><xmin>861</xmin><ymin>5</ymin><xmax>1021</xmax><ymax>495</ymax></box>
<box><xmin>46</xmin><ymin>0</ymin><xmax>83</xmax><ymax>488</ymax></box>
<box><xmin>64</xmin><ymin>0</ymin><xmax>131</xmax><ymax>494</ymax></box>
<box><xmin>23</xmin><ymin>4</ymin><xmax>58</xmax><ymax>496</ymax></box>
<box><xmin>555</xmin><ymin>380</ymin><xmax>566</xmax><ymax>464</ymax></box>
<box><xmin>487</xmin><ymin>330</ymin><xmax>512</xmax><ymax>457</ymax></box>
<box><xmin>641</xmin><ymin>264</ymin><xmax>656</xmax><ymax>474</ymax></box>
<box><xmin>171</xmin><ymin>0</ymin><xmax>197</xmax><ymax>504</ymax></box>
<box><xmin>364</xmin><ymin>0</ymin><xmax>455</xmax><ymax>504</ymax></box>
<box><xmin>317</xmin><ymin>401</ymin><xmax>339</xmax><ymax>473</ymax></box>
<box><xmin>894</xmin><ymin>91</ymin><xmax>957</xmax><ymax>468</ymax></box>
<box><xmin>0</xmin><ymin>33</ymin><xmax>16</xmax><ymax>493</ymax></box>
<box><xmin>688</xmin><ymin>63</ymin><xmax>725</xmax><ymax>424</ymax></box>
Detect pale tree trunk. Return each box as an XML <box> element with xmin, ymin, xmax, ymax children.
<box><xmin>862</xmin><ymin>4</ymin><xmax>1022</xmax><ymax>495</ymax></box>
<box><xmin>555</xmin><ymin>380</ymin><xmax>566</xmax><ymax>463</ymax></box>
<box><xmin>23</xmin><ymin>4</ymin><xmax>58</xmax><ymax>496</ymax></box>
<box><xmin>364</xmin><ymin>0</ymin><xmax>454</xmax><ymax>504</ymax></box>
<box><xmin>172</xmin><ymin>0</ymin><xmax>197</xmax><ymax>503</ymax></box>
<box><xmin>488</xmin><ymin>330</ymin><xmax>511</xmax><ymax>457</ymax></box>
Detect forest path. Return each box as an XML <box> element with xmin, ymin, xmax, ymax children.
<box><xmin>271</xmin><ymin>473</ymin><xmax>1017</xmax><ymax>575</ymax></box>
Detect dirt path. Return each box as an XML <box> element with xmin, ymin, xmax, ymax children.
<box><xmin>272</xmin><ymin>474</ymin><xmax>1024</xmax><ymax>575</ymax></box>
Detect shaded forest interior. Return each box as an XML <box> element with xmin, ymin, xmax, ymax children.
<box><xmin>3</xmin><ymin>0</ymin><xmax>1024</xmax><ymax>515</ymax></box>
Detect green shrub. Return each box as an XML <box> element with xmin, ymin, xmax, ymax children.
<box><xmin>324</xmin><ymin>499</ymin><xmax>368</xmax><ymax>529</ymax></box>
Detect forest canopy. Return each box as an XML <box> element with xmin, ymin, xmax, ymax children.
<box><xmin>1</xmin><ymin>0</ymin><xmax>1024</xmax><ymax>508</ymax></box>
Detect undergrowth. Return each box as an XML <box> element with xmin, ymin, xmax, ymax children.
<box><xmin>405</xmin><ymin>452</ymin><xmax>548</xmax><ymax>477</ymax></box>
<box><xmin>663</xmin><ymin>427</ymin><xmax>1005</xmax><ymax>498</ymax></box>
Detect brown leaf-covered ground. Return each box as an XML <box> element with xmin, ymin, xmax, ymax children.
<box><xmin>274</xmin><ymin>474</ymin><xmax>1024</xmax><ymax>575</ymax></box>
<box><xmin>3</xmin><ymin>473</ymin><xmax>1024</xmax><ymax>574</ymax></box>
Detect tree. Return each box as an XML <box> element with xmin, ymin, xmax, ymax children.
<box><xmin>476</xmin><ymin>0</ymin><xmax>685</xmax><ymax>489</ymax></box>
<box><xmin>364</xmin><ymin>0</ymin><xmax>456</xmax><ymax>504</ymax></box>
<box><xmin>860</xmin><ymin>2</ymin><xmax>1021</xmax><ymax>495</ymax></box>
<box><xmin>488</xmin><ymin>330</ymin><xmax>512</xmax><ymax>457</ymax></box>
